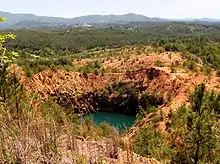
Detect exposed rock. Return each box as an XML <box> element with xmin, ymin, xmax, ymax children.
<box><xmin>60</xmin><ymin>137</ymin><xmax>160</xmax><ymax>164</ymax></box>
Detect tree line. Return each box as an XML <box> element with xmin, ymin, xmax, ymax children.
<box><xmin>2</xmin><ymin>23</ymin><xmax>220</xmax><ymax>70</ymax></box>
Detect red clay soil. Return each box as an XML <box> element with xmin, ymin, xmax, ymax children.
<box><xmin>22</xmin><ymin>52</ymin><xmax>220</xmax><ymax>140</ymax></box>
<box><xmin>25</xmin><ymin>70</ymin><xmax>127</xmax><ymax>98</ymax></box>
<box><xmin>24</xmin><ymin>52</ymin><xmax>186</xmax><ymax>99</ymax></box>
<box><xmin>24</xmin><ymin>68</ymin><xmax>184</xmax><ymax>102</ymax></box>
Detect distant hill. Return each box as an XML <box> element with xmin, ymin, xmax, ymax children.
<box><xmin>0</xmin><ymin>11</ymin><xmax>167</xmax><ymax>29</ymax></box>
<box><xmin>0</xmin><ymin>11</ymin><xmax>220</xmax><ymax>29</ymax></box>
<box><xmin>70</xmin><ymin>13</ymin><xmax>165</xmax><ymax>23</ymax></box>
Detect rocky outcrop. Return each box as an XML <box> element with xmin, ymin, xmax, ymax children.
<box><xmin>60</xmin><ymin>137</ymin><xmax>160</xmax><ymax>164</ymax></box>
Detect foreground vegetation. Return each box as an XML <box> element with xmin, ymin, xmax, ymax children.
<box><xmin>0</xmin><ymin>18</ymin><xmax>122</xmax><ymax>163</ymax></box>
<box><xmin>134</xmin><ymin>84</ymin><xmax>220</xmax><ymax>163</ymax></box>
<box><xmin>0</xmin><ymin>58</ymin><xmax>120</xmax><ymax>163</ymax></box>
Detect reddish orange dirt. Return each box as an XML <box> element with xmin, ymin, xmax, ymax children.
<box><xmin>22</xmin><ymin>52</ymin><xmax>220</xmax><ymax>139</ymax></box>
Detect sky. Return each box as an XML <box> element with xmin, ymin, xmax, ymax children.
<box><xmin>0</xmin><ymin>0</ymin><xmax>220</xmax><ymax>19</ymax></box>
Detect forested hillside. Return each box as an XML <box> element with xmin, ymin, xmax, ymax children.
<box><xmin>2</xmin><ymin>22</ymin><xmax>220</xmax><ymax>76</ymax></box>
<box><xmin>5</xmin><ymin>22</ymin><xmax>220</xmax><ymax>54</ymax></box>
<box><xmin>0</xmin><ymin>11</ymin><xmax>167</xmax><ymax>29</ymax></box>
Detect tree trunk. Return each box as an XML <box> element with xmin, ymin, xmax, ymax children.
<box><xmin>194</xmin><ymin>140</ymin><xmax>200</xmax><ymax>164</ymax></box>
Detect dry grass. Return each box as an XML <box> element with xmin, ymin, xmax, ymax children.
<box><xmin>0</xmin><ymin>104</ymin><xmax>155</xmax><ymax>163</ymax></box>
<box><xmin>0</xmin><ymin>92</ymin><xmax>122</xmax><ymax>164</ymax></box>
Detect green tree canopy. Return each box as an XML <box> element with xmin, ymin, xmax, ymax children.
<box><xmin>170</xmin><ymin>84</ymin><xmax>220</xmax><ymax>164</ymax></box>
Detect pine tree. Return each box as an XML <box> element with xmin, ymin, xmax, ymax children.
<box><xmin>171</xmin><ymin>84</ymin><xmax>220</xmax><ymax>164</ymax></box>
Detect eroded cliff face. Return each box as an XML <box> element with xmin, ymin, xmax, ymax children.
<box><xmin>24</xmin><ymin>68</ymin><xmax>184</xmax><ymax>115</ymax></box>
<box><xmin>20</xmin><ymin>51</ymin><xmax>220</xmax><ymax>114</ymax></box>
<box><xmin>21</xmin><ymin>51</ymin><xmax>220</xmax><ymax>142</ymax></box>
<box><xmin>20</xmin><ymin>52</ymin><xmax>185</xmax><ymax>114</ymax></box>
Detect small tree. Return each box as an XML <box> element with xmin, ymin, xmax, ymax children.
<box><xmin>183</xmin><ymin>60</ymin><xmax>197</xmax><ymax>72</ymax></box>
<box><xmin>203</xmin><ymin>65</ymin><xmax>212</xmax><ymax>76</ymax></box>
<box><xmin>0</xmin><ymin>16</ymin><xmax>21</xmax><ymax>117</ymax></box>
<box><xmin>134</xmin><ymin>125</ymin><xmax>174</xmax><ymax>162</ymax></box>
<box><xmin>171</xmin><ymin>84</ymin><xmax>220</xmax><ymax>164</ymax></box>
<box><xmin>155</xmin><ymin>60</ymin><xmax>165</xmax><ymax>67</ymax></box>
<box><xmin>216</xmin><ymin>70</ymin><xmax>220</xmax><ymax>77</ymax></box>
<box><xmin>134</xmin><ymin>126</ymin><xmax>164</xmax><ymax>157</ymax></box>
<box><xmin>170</xmin><ymin>62</ymin><xmax>177</xmax><ymax>73</ymax></box>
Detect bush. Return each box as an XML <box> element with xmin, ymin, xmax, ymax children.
<box><xmin>136</xmin><ymin>106</ymin><xmax>158</xmax><ymax>121</ymax></box>
<box><xmin>98</xmin><ymin>122</ymin><xmax>118</xmax><ymax>137</ymax></box>
<box><xmin>170</xmin><ymin>63</ymin><xmax>177</xmax><ymax>73</ymax></box>
<box><xmin>170</xmin><ymin>66</ymin><xmax>176</xmax><ymax>73</ymax></box>
<box><xmin>134</xmin><ymin>127</ymin><xmax>162</xmax><ymax>157</ymax></box>
<box><xmin>78</xmin><ymin>60</ymin><xmax>102</xmax><ymax>75</ymax></box>
<box><xmin>136</xmin><ymin>109</ymin><xmax>147</xmax><ymax>121</ymax></box>
<box><xmin>203</xmin><ymin>65</ymin><xmax>212</xmax><ymax>76</ymax></box>
<box><xmin>94</xmin><ymin>68</ymin><xmax>99</xmax><ymax>76</ymax></box>
<box><xmin>101</xmin><ymin>67</ymin><xmax>106</xmax><ymax>76</ymax></box>
<box><xmin>55</xmin><ymin>56</ymin><xmax>72</xmax><ymax>66</ymax></box>
<box><xmin>155</xmin><ymin>60</ymin><xmax>165</xmax><ymax>67</ymax></box>
<box><xmin>134</xmin><ymin>126</ymin><xmax>173</xmax><ymax>161</ymax></box>
<box><xmin>216</xmin><ymin>70</ymin><xmax>220</xmax><ymax>77</ymax></box>
<box><xmin>183</xmin><ymin>60</ymin><xmax>197</xmax><ymax>71</ymax></box>
<box><xmin>168</xmin><ymin>53</ymin><xmax>172</xmax><ymax>59</ymax></box>
<box><xmin>94</xmin><ymin>59</ymin><xmax>101</xmax><ymax>69</ymax></box>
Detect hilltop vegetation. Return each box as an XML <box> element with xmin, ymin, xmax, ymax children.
<box><xmin>3</xmin><ymin>23</ymin><xmax>220</xmax><ymax>77</ymax></box>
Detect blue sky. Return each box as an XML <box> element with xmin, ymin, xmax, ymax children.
<box><xmin>1</xmin><ymin>0</ymin><xmax>220</xmax><ymax>18</ymax></box>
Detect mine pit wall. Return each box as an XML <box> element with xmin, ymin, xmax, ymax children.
<box><xmin>51</xmin><ymin>88</ymin><xmax>164</xmax><ymax>116</ymax></box>
<box><xmin>25</xmin><ymin>68</ymin><xmax>183</xmax><ymax>116</ymax></box>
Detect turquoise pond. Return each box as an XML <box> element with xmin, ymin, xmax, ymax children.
<box><xmin>85</xmin><ymin>112</ymin><xmax>136</xmax><ymax>133</ymax></box>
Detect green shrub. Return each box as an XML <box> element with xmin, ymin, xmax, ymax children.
<box><xmin>134</xmin><ymin>126</ymin><xmax>173</xmax><ymax>161</ymax></box>
<box><xmin>170</xmin><ymin>62</ymin><xmax>177</xmax><ymax>73</ymax></box>
<box><xmin>216</xmin><ymin>70</ymin><xmax>220</xmax><ymax>77</ymax></box>
<box><xmin>101</xmin><ymin>67</ymin><xmax>106</xmax><ymax>76</ymax></box>
<box><xmin>78</xmin><ymin>60</ymin><xmax>102</xmax><ymax>75</ymax></box>
<box><xmin>94</xmin><ymin>68</ymin><xmax>99</xmax><ymax>76</ymax></box>
<box><xmin>17</xmin><ymin>56</ymin><xmax>74</xmax><ymax>76</ymax></box>
<box><xmin>112</xmin><ymin>68</ymin><xmax>120</xmax><ymax>73</ymax></box>
<box><xmin>158</xmin><ymin>47</ymin><xmax>165</xmax><ymax>53</ymax></box>
<box><xmin>98</xmin><ymin>122</ymin><xmax>118</xmax><ymax>137</ymax></box>
<box><xmin>155</xmin><ymin>60</ymin><xmax>165</xmax><ymax>67</ymax></box>
<box><xmin>183</xmin><ymin>60</ymin><xmax>197</xmax><ymax>71</ymax></box>
<box><xmin>134</xmin><ymin>127</ymin><xmax>162</xmax><ymax>157</ymax></box>
<box><xmin>55</xmin><ymin>56</ymin><xmax>72</xmax><ymax>66</ymax></box>
<box><xmin>94</xmin><ymin>59</ymin><xmax>101</xmax><ymax>69</ymax></box>
<box><xmin>203</xmin><ymin>65</ymin><xmax>212</xmax><ymax>76</ymax></box>
<box><xmin>168</xmin><ymin>53</ymin><xmax>172</xmax><ymax>59</ymax></box>
<box><xmin>170</xmin><ymin>66</ymin><xmax>176</xmax><ymax>73</ymax></box>
<box><xmin>136</xmin><ymin>106</ymin><xmax>158</xmax><ymax>121</ymax></box>
<box><xmin>136</xmin><ymin>109</ymin><xmax>147</xmax><ymax>121</ymax></box>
